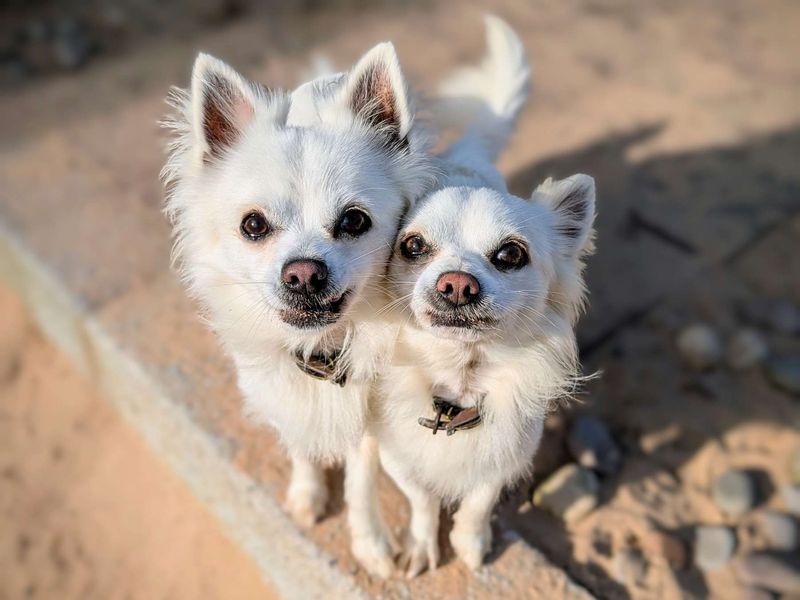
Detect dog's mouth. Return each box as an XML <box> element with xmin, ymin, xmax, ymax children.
<box><xmin>426</xmin><ymin>311</ymin><xmax>497</xmax><ymax>330</ymax></box>
<box><xmin>279</xmin><ymin>290</ymin><xmax>352</xmax><ymax>329</ymax></box>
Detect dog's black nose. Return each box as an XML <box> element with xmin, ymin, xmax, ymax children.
<box><xmin>281</xmin><ymin>259</ymin><xmax>329</xmax><ymax>295</ymax></box>
<box><xmin>436</xmin><ymin>271</ymin><xmax>480</xmax><ymax>306</ymax></box>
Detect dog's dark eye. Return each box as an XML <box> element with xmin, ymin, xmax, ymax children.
<box><xmin>399</xmin><ymin>234</ymin><xmax>430</xmax><ymax>259</ymax></box>
<box><xmin>240</xmin><ymin>212</ymin><xmax>270</xmax><ymax>241</ymax></box>
<box><xmin>491</xmin><ymin>241</ymin><xmax>529</xmax><ymax>271</ymax></box>
<box><xmin>335</xmin><ymin>208</ymin><xmax>372</xmax><ymax>238</ymax></box>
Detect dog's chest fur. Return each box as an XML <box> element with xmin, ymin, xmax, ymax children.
<box><xmin>376</xmin><ymin>327</ymin><xmax>545</xmax><ymax>501</ymax></box>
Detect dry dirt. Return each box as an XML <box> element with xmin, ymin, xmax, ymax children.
<box><xmin>2</xmin><ymin>0</ymin><xmax>800</xmax><ymax>599</ymax></box>
<box><xmin>0</xmin><ymin>285</ymin><xmax>277</xmax><ymax>600</ymax></box>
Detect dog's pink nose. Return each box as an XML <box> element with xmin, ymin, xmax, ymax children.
<box><xmin>281</xmin><ymin>259</ymin><xmax>329</xmax><ymax>296</ymax></box>
<box><xmin>436</xmin><ymin>271</ymin><xmax>480</xmax><ymax>306</ymax></box>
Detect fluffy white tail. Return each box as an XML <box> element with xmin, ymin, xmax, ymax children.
<box><xmin>435</xmin><ymin>15</ymin><xmax>530</xmax><ymax>162</ymax></box>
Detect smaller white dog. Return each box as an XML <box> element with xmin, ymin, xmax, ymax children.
<box><xmin>366</xmin><ymin>23</ymin><xmax>597</xmax><ymax>575</ymax></box>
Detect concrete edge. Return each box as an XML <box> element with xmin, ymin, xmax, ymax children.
<box><xmin>0</xmin><ymin>225</ymin><xmax>368</xmax><ymax>600</ymax></box>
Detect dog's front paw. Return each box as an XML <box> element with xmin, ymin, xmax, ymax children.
<box><xmin>285</xmin><ymin>484</ymin><xmax>328</xmax><ymax>529</ymax></box>
<box><xmin>400</xmin><ymin>532</ymin><xmax>439</xmax><ymax>578</ymax></box>
<box><xmin>450</xmin><ymin>521</ymin><xmax>491</xmax><ymax>570</ymax></box>
<box><xmin>351</xmin><ymin>530</ymin><xmax>397</xmax><ymax>579</ymax></box>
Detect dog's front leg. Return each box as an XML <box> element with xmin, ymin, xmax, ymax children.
<box><xmin>382</xmin><ymin>454</ymin><xmax>440</xmax><ymax>578</ymax></box>
<box><xmin>285</xmin><ymin>451</ymin><xmax>328</xmax><ymax>528</ymax></box>
<box><xmin>345</xmin><ymin>434</ymin><xmax>397</xmax><ymax>578</ymax></box>
<box><xmin>450</xmin><ymin>482</ymin><xmax>501</xmax><ymax>570</ymax></box>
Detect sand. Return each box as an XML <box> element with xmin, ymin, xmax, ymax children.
<box><xmin>0</xmin><ymin>285</ymin><xmax>277</xmax><ymax>600</ymax></box>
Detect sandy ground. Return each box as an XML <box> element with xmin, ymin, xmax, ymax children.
<box><xmin>0</xmin><ymin>285</ymin><xmax>277</xmax><ymax>600</ymax></box>
<box><xmin>2</xmin><ymin>1</ymin><xmax>800</xmax><ymax>598</ymax></box>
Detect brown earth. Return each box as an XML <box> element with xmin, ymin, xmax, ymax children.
<box><xmin>2</xmin><ymin>0</ymin><xmax>800</xmax><ymax>599</ymax></box>
<box><xmin>0</xmin><ymin>285</ymin><xmax>277</xmax><ymax>600</ymax></box>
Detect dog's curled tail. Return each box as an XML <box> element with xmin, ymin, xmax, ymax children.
<box><xmin>435</xmin><ymin>15</ymin><xmax>530</xmax><ymax>162</ymax></box>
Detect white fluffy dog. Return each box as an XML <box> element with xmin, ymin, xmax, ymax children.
<box><xmin>364</xmin><ymin>27</ymin><xmax>597</xmax><ymax>575</ymax></box>
<box><xmin>161</xmin><ymin>18</ymin><xmax>530</xmax><ymax>577</ymax></box>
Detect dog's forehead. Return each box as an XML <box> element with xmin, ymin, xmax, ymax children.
<box><xmin>224</xmin><ymin>125</ymin><xmax>393</xmax><ymax>215</ymax></box>
<box><xmin>410</xmin><ymin>187</ymin><xmax>528</xmax><ymax>249</ymax></box>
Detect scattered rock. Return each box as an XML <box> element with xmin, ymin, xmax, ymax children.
<box><xmin>533</xmin><ymin>463</ymin><xmax>599</xmax><ymax>523</ymax></box>
<box><xmin>712</xmin><ymin>470</ymin><xmax>756</xmax><ymax>518</ymax></box>
<box><xmin>741</xmin><ymin>511</ymin><xmax>798</xmax><ymax>551</ymax></box>
<box><xmin>791</xmin><ymin>448</ymin><xmax>800</xmax><ymax>485</ymax></box>
<box><xmin>781</xmin><ymin>485</ymin><xmax>800</xmax><ymax>516</ymax></box>
<box><xmin>726</xmin><ymin>329</ymin><xmax>769</xmax><ymax>370</ymax></box>
<box><xmin>53</xmin><ymin>20</ymin><xmax>92</xmax><ymax>70</ymax></box>
<box><xmin>591</xmin><ymin>529</ymin><xmax>613</xmax><ymax>557</ymax></box>
<box><xmin>567</xmin><ymin>415</ymin><xmax>622</xmax><ymax>476</ymax></box>
<box><xmin>639</xmin><ymin>424</ymin><xmax>683</xmax><ymax>455</ymax></box>
<box><xmin>676</xmin><ymin>324</ymin><xmax>722</xmax><ymax>371</ymax></box>
<box><xmin>694</xmin><ymin>526</ymin><xmax>736</xmax><ymax>571</ymax></box>
<box><xmin>643</xmin><ymin>530</ymin><xmax>687</xmax><ymax>569</ymax></box>
<box><xmin>764</xmin><ymin>356</ymin><xmax>800</xmax><ymax>395</ymax></box>
<box><xmin>734</xmin><ymin>552</ymin><xmax>800</xmax><ymax>594</ymax></box>
<box><xmin>612</xmin><ymin>548</ymin><xmax>647</xmax><ymax>586</ymax></box>
<box><xmin>768</xmin><ymin>302</ymin><xmax>800</xmax><ymax>335</ymax></box>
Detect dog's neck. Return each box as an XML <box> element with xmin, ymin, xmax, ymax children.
<box><xmin>398</xmin><ymin>310</ymin><xmax>577</xmax><ymax>417</ymax></box>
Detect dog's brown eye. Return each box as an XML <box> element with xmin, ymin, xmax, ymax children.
<box><xmin>335</xmin><ymin>208</ymin><xmax>372</xmax><ymax>238</ymax></box>
<box><xmin>241</xmin><ymin>212</ymin><xmax>270</xmax><ymax>240</ymax></box>
<box><xmin>491</xmin><ymin>241</ymin><xmax>528</xmax><ymax>271</ymax></box>
<box><xmin>400</xmin><ymin>234</ymin><xmax>430</xmax><ymax>259</ymax></box>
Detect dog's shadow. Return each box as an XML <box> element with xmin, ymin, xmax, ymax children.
<box><xmin>496</xmin><ymin>122</ymin><xmax>800</xmax><ymax>599</ymax></box>
<box><xmin>324</xmin><ymin>124</ymin><xmax>800</xmax><ymax>598</ymax></box>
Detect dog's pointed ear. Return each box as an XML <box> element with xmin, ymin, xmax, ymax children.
<box><xmin>534</xmin><ymin>174</ymin><xmax>596</xmax><ymax>256</ymax></box>
<box><xmin>341</xmin><ymin>42</ymin><xmax>412</xmax><ymax>149</ymax></box>
<box><xmin>191</xmin><ymin>53</ymin><xmax>259</xmax><ymax>162</ymax></box>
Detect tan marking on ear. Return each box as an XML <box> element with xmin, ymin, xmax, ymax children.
<box><xmin>202</xmin><ymin>74</ymin><xmax>253</xmax><ymax>162</ymax></box>
<box><xmin>351</xmin><ymin>65</ymin><xmax>407</xmax><ymax>149</ymax></box>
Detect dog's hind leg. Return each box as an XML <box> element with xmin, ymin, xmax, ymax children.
<box><xmin>285</xmin><ymin>452</ymin><xmax>328</xmax><ymax>528</ymax></box>
<box><xmin>345</xmin><ymin>434</ymin><xmax>398</xmax><ymax>578</ymax></box>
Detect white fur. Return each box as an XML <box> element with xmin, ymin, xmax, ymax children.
<box><xmin>161</xmin><ymin>42</ymin><xmax>437</xmax><ymax>575</ymax></box>
<box><xmin>359</xmin><ymin>21</ymin><xmax>597</xmax><ymax>575</ymax></box>
<box><xmin>375</xmin><ymin>183</ymin><xmax>596</xmax><ymax>575</ymax></box>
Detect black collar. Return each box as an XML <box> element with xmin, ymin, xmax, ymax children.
<box><xmin>293</xmin><ymin>349</ymin><xmax>348</xmax><ymax>387</ymax></box>
<box><xmin>418</xmin><ymin>396</ymin><xmax>483</xmax><ymax>436</ymax></box>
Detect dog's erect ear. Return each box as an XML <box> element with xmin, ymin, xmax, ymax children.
<box><xmin>341</xmin><ymin>42</ymin><xmax>412</xmax><ymax>149</ymax></box>
<box><xmin>191</xmin><ymin>53</ymin><xmax>259</xmax><ymax>162</ymax></box>
<box><xmin>534</xmin><ymin>174</ymin><xmax>596</xmax><ymax>256</ymax></box>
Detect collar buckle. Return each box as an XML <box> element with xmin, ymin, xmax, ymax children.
<box><xmin>417</xmin><ymin>395</ymin><xmax>483</xmax><ymax>436</ymax></box>
<box><xmin>294</xmin><ymin>350</ymin><xmax>347</xmax><ymax>387</ymax></box>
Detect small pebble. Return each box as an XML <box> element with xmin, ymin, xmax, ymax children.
<box><xmin>734</xmin><ymin>552</ymin><xmax>800</xmax><ymax>594</ymax></box>
<box><xmin>694</xmin><ymin>526</ymin><xmax>736</xmax><ymax>571</ymax></box>
<box><xmin>781</xmin><ymin>485</ymin><xmax>800</xmax><ymax>516</ymax></box>
<box><xmin>676</xmin><ymin>324</ymin><xmax>722</xmax><ymax>371</ymax></box>
<box><xmin>712</xmin><ymin>470</ymin><xmax>756</xmax><ymax>518</ymax></box>
<box><xmin>742</xmin><ymin>511</ymin><xmax>798</xmax><ymax>551</ymax></box>
<box><xmin>643</xmin><ymin>530</ymin><xmax>687</xmax><ymax>569</ymax></box>
<box><xmin>53</xmin><ymin>19</ymin><xmax>91</xmax><ymax>70</ymax></box>
<box><xmin>764</xmin><ymin>356</ymin><xmax>800</xmax><ymax>395</ymax></box>
<box><xmin>612</xmin><ymin>548</ymin><xmax>647</xmax><ymax>586</ymax></box>
<box><xmin>567</xmin><ymin>415</ymin><xmax>622</xmax><ymax>476</ymax></box>
<box><xmin>726</xmin><ymin>329</ymin><xmax>769</xmax><ymax>370</ymax></box>
<box><xmin>533</xmin><ymin>463</ymin><xmax>599</xmax><ymax>523</ymax></box>
<box><xmin>768</xmin><ymin>302</ymin><xmax>800</xmax><ymax>335</ymax></box>
<box><xmin>639</xmin><ymin>424</ymin><xmax>683</xmax><ymax>455</ymax></box>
